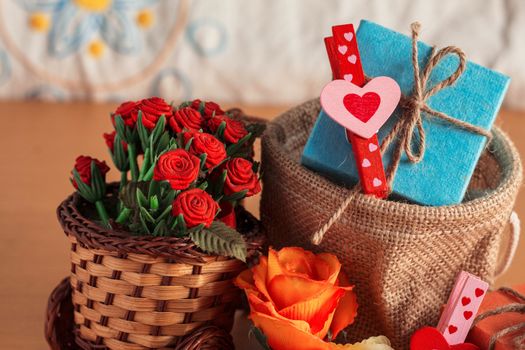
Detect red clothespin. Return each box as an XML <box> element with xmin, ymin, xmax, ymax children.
<box><xmin>323</xmin><ymin>24</ymin><xmax>389</xmax><ymax>198</ymax></box>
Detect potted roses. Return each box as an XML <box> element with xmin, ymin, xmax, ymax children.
<box><xmin>58</xmin><ymin>97</ymin><xmax>264</xmax><ymax>350</ymax></box>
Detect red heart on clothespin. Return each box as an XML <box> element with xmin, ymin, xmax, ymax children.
<box><xmin>410</xmin><ymin>327</ymin><xmax>479</xmax><ymax>350</ymax></box>
<box><xmin>320</xmin><ymin>77</ymin><xmax>401</xmax><ymax>139</ymax></box>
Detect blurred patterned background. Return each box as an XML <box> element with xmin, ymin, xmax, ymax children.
<box><xmin>0</xmin><ymin>0</ymin><xmax>524</xmax><ymax>108</ymax></box>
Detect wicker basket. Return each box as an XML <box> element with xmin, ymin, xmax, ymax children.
<box><xmin>56</xmin><ymin>190</ymin><xmax>262</xmax><ymax>350</ymax></box>
<box><xmin>45</xmin><ymin>277</ymin><xmax>235</xmax><ymax>350</ymax></box>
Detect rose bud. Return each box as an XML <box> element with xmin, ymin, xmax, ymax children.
<box><xmin>103</xmin><ymin>131</ymin><xmax>128</xmax><ymax>152</ymax></box>
<box><xmin>191</xmin><ymin>99</ymin><xmax>224</xmax><ymax>119</ymax></box>
<box><xmin>172</xmin><ymin>188</ymin><xmax>219</xmax><ymax>228</ymax></box>
<box><xmin>208</xmin><ymin>115</ymin><xmax>249</xmax><ymax>144</ymax></box>
<box><xmin>169</xmin><ymin>107</ymin><xmax>205</xmax><ymax>134</ymax></box>
<box><xmin>222</xmin><ymin>158</ymin><xmax>261</xmax><ymax>196</ymax></box>
<box><xmin>183</xmin><ymin>131</ymin><xmax>227</xmax><ymax>169</ymax></box>
<box><xmin>136</xmin><ymin>97</ymin><xmax>174</xmax><ymax>130</ymax></box>
<box><xmin>112</xmin><ymin>100</ymin><xmax>138</xmax><ymax>128</ymax></box>
<box><xmin>71</xmin><ymin>155</ymin><xmax>110</xmax><ymax>189</ymax></box>
<box><xmin>153</xmin><ymin>149</ymin><xmax>200</xmax><ymax>190</ymax></box>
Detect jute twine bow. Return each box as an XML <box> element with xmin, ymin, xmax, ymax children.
<box><xmin>471</xmin><ymin>287</ymin><xmax>525</xmax><ymax>350</ymax></box>
<box><xmin>312</xmin><ymin>22</ymin><xmax>492</xmax><ymax>245</ymax></box>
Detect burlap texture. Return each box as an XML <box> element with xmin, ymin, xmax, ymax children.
<box><xmin>260</xmin><ymin>99</ymin><xmax>522</xmax><ymax>349</ymax></box>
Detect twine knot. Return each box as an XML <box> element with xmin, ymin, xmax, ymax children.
<box><xmin>380</xmin><ymin>22</ymin><xmax>492</xmax><ymax>187</ymax></box>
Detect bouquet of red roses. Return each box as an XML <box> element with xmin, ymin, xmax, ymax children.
<box><xmin>70</xmin><ymin>97</ymin><xmax>264</xmax><ymax>261</ymax></box>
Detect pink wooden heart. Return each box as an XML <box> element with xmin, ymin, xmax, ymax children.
<box><xmin>320</xmin><ymin>76</ymin><xmax>401</xmax><ymax>139</ymax></box>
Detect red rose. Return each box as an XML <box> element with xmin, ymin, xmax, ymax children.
<box><xmin>191</xmin><ymin>99</ymin><xmax>224</xmax><ymax>119</ymax></box>
<box><xmin>183</xmin><ymin>131</ymin><xmax>227</xmax><ymax>169</ymax></box>
<box><xmin>169</xmin><ymin>107</ymin><xmax>205</xmax><ymax>133</ymax></box>
<box><xmin>153</xmin><ymin>149</ymin><xmax>200</xmax><ymax>190</ymax></box>
<box><xmin>172</xmin><ymin>188</ymin><xmax>219</xmax><ymax>228</ymax></box>
<box><xmin>208</xmin><ymin>115</ymin><xmax>248</xmax><ymax>143</ymax></box>
<box><xmin>136</xmin><ymin>97</ymin><xmax>174</xmax><ymax>130</ymax></box>
<box><xmin>222</xmin><ymin>158</ymin><xmax>261</xmax><ymax>196</ymax></box>
<box><xmin>113</xmin><ymin>100</ymin><xmax>138</xmax><ymax>127</ymax></box>
<box><xmin>103</xmin><ymin>131</ymin><xmax>128</xmax><ymax>152</ymax></box>
<box><xmin>71</xmin><ymin>155</ymin><xmax>110</xmax><ymax>189</ymax></box>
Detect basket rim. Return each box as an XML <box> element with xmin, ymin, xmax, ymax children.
<box><xmin>262</xmin><ymin>98</ymin><xmax>523</xmax><ymax>221</ymax></box>
<box><xmin>57</xmin><ymin>189</ymin><xmax>263</xmax><ymax>262</ymax></box>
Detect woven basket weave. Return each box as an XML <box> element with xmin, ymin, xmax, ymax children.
<box><xmin>45</xmin><ymin>277</ymin><xmax>236</xmax><ymax>350</ymax></box>
<box><xmin>57</xmin><ymin>190</ymin><xmax>262</xmax><ymax>350</ymax></box>
<box><xmin>261</xmin><ymin>99</ymin><xmax>522</xmax><ymax>349</ymax></box>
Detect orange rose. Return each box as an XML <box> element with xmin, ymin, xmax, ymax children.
<box><xmin>235</xmin><ymin>247</ymin><xmax>360</xmax><ymax>350</ymax></box>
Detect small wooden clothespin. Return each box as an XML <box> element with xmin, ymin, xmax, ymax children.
<box><xmin>437</xmin><ymin>271</ymin><xmax>488</xmax><ymax>345</ymax></box>
<box><xmin>323</xmin><ymin>24</ymin><xmax>390</xmax><ymax>198</ymax></box>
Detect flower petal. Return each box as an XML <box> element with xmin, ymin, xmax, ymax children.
<box><xmin>267</xmin><ymin>247</ymin><xmax>286</xmax><ymax>282</ymax></box>
<box><xmin>315</xmin><ymin>253</ymin><xmax>342</xmax><ymax>284</ymax></box>
<box><xmin>234</xmin><ymin>268</ymin><xmax>255</xmax><ymax>290</ymax></box>
<box><xmin>277</xmin><ymin>247</ymin><xmax>317</xmax><ymax>277</ymax></box>
<box><xmin>278</xmin><ymin>284</ymin><xmax>346</xmax><ymax>337</ymax></box>
<box><xmin>268</xmin><ymin>274</ymin><xmax>331</xmax><ymax>310</ymax></box>
<box><xmin>49</xmin><ymin>3</ymin><xmax>95</xmax><ymax>57</ymax></box>
<box><xmin>247</xmin><ymin>292</ymin><xmax>311</xmax><ymax>333</ymax></box>
<box><xmin>252</xmin><ymin>256</ymin><xmax>273</xmax><ymax>302</ymax></box>
<box><xmin>330</xmin><ymin>271</ymin><xmax>358</xmax><ymax>338</ymax></box>
<box><xmin>101</xmin><ymin>10</ymin><xmax>139</xmax><ymax>54</ymax></box>
<box><xmin>251</xmin><ymin>309</ymin><xmax>332</xmax><ymax>350</ymax></box>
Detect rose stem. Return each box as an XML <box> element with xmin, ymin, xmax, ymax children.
<box><xmin>115</xmin><ymin>207</ymin><xmax>131</xmax><ymax>224</ymax></box>
<box><xmin>95</xmin><ymin>200</ymin><xmax>111</xmax><ymax>229</ymax></box>
<box><xmin>128</xmin><ymin>143</ymin><xmax>139</xmax><ymax>181</ymax></box>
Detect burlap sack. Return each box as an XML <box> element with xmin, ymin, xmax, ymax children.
<box><xmin>260</xmin><ymin>99</ymin><xmax>522</xmax><ymax>349</ymax></box>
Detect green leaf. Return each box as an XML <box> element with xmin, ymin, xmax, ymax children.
<box><xmin>250</xmin><ymin>326</ymin><xmax>271</xmax><ymax>350</ymax></box>
<box><xmin>138</xmin><ymin>148</ymin><xmax>151</xmax><ymax>181</ymax></box>
<box><xmin>197</xmin><ymin>181</ymin><xmax>208</xmax><ymax>191</ymax></box>
<box><xmin>154</xmin><ymin>132</ymin><xmax>171</xmax><ymax>156</ymax></box>
<box><xmin>114</xmin><ymin>115</ymin><xmax>127</xmax><ymax>143</ymax></box>
<box><xmin>214</xmin><ymin>170</ymin><xmax>227</xmax><ymax>198</ymax></box>
<box><xmin>226</xmin><ymin>132</ymin><xmax>252</xmax><ymax>156</ymax></box>
<box><xmin>90</xmin><ymin>161</ymin><xmax>106</xmax><ymax>199</ymax></box>
<box><xmin>140</xmin><ymin>206</ymin><xmax>156</xmax><ymax>223</ymax></box>
<box><xmin>148</xmin><ymin>179</ymin><xmax>160</xmax><ymax>198</ymax></box>
<box><xmin>150</xmin><ymin>195</ymin><xmax>159</xmax><ymax>210</ymax></box>
<box><xmin>185</xmin><ymin>137</ymin><xmax>194</xmax><ymax>151</ymax></box>
<box><xmin>136</xmin><ymin>188</ymin><xmax>148</xmax><ymax>208</ymax></box>
<box><xmin>198</xmin><ymin>100</ymin><xmax>206</xmax><ymax>115</ymax></box>
<box><xmin>177</xmin><ymin>213</ymin><xmax>187</xmax><ymax>232</ymax></box>
<box><xmin>199</xmin><ymin>153</ymin><xmax>207</xmax><ymax>171</ymax></box>
<box><xmin>170</xmin><ymin>214</ymin><xmax>180</xmax><ymax>230</ymax></box>
<box><xmin>72</xmin><ymin>169</ymin><xmax>95</xmax><ymax>202</ymax></box>
<box><xmin>119</xmin><ymin>181</ymin><xmax>148</xmax><ymax>209</ymax></box>
<box><xmin>189</xmin><ymin>221</ymin><xmax>247</xmax><ymax>262</ymax></box>
<box><xmin>151</xmin><ymin>115</ymin><xmax>166</xmax><ymax>145</ymax></box>
<box><xmin>113</xmin><ymin>134</ymin><xmax>129</xmax><ymax>171</ymax></box>
<box><xmin>216</xmin><ymin>121</ymin><xmax>226</xmax><ymax>140</ymax></box>
<box><xmin>138</xmin><ymin>210</ymin><xmax>151</xmax><ymax>234</ymax></box>
<box><xmin>179</xmin><ymin>101</ymin><xmax>191</xmax><ymax>109</ymax></box>
<box><xmin>137</xmin><ymin>111</ymin><xmax>149</xmax><ymax>151</ymax></box>
<box><xmin>222</xmin><ymin>189</ymin><xmax>248</xmax><ymax>202</ymax></box>
<box><xmin>155</xmin><ymin>204</ymin><xmax>172</xmax><ymax>224</ymax></box>
<box><xmin>152</xmin><ymin>219</ymin><xmax>168</xmax><ymax>236</ymax></box>
<box><xmin>252</xmin><ymin>161</ymin><xmax>260</xmax><ymax>173</ymax></box>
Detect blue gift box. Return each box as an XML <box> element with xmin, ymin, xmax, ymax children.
<box><xmin>301</xmin><ymin>20</ymin><xmax>510</xmax><ymax>206</ymax></box>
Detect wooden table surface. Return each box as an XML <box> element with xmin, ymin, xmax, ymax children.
<box><xmin>0</xmin><ymin>101</ymin><xmax>524</xmax><ymax>349</ymax></box>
